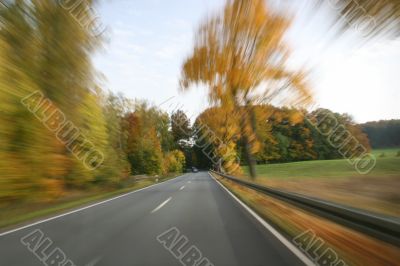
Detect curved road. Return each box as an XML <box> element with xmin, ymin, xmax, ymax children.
<box><xmin>0</xmin><ymin>172</ymin><xmax>310</xmax><ymax>266</ymax></box>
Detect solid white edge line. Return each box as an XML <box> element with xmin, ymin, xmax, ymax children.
<box><xmin>208</xmin><ymin>172</ymin><xmax>314</xmax><ymax>266</ymax></box>
<box><xmin>0</xmin><ymin>174</ymin><xmax>186</xmax><ymax>237</ymax></box>
<box><xmin>151</xmin><ymin>197</ymin><xmax>172</xmax><ymax>213</ymax></box>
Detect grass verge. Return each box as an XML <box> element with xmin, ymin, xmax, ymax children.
<box><xmin>211</xmin><ymin>172</ymin><xmax>400</xmax><ymax>266</ymax></box>
<box><xmin>242</xmin><ymin>148</ymin><xmax>400</xmax><ymax>179</ymax></box>
<box><xmin>239</xmin><ymin>148</ymin><xmax>400</xmax><ymax>217</ymax></box>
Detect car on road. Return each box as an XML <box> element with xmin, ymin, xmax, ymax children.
<box><xmin>192</xmin><ymin>167</ymin><xmax>198</xmax><ymax>173</ymax></box>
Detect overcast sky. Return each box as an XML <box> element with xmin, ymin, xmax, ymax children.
<box><xmin>94</xmin><ymin>0</ymin><xmax>400</xmax><ymax>123</ymax></box>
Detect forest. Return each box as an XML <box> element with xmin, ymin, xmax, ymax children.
<box><xmin>191</xmin><ymin>106</ymin><xmax>371</xmax><ymax>172</ymax></box>
<box><xmin>361</xmin><ymin>120</ymin><xmax>400</xmax><ymax>148</ymax></box>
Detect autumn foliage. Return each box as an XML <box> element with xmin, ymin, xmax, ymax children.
<box><xmin>180</xmin><ymin>0</ymin><xmax>313</xmax><ymax>178</ymax></box>
<box><xmin>193</xmin><ymin>105</ymin><xmax>371</xmax><ymax>170</ymax></box>
<box><xmin>0</xmin><ymin>2</ymin><xmax>185</xmax><ymax>205</ymax></box>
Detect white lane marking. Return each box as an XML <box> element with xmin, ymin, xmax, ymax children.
<box><xmin>180</xmin><ymin>185</ymin><xmax>185</xmax><ymax>190</ymax></box>
<box><xmin>151</xmin><ymin>197</ymin><xmax>172</xmax><ymax>213</ymax></box>
<box><xmin>208</xmin><ymin>172</ymin><xmax>314</xmax><ymax>266</ymax></box>
<box><xmin>188</xmin><ymin>181</ymin><xmax>191</xmax><ymax>184</ymax></box>
<box><xmin>85</xmin><ymin>256</ymin><xmax>102</xmax><ymax>266</ymax></box>
<box><xmin>0</xmin><ymin>175</ymin><xmax>186</xmax><ymax>237</ymax></box>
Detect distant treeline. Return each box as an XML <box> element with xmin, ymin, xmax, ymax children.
<box><xmin>361</xmin><ymin>120</ymin><xmax>400</xmax><ymax>148</ymax></box>
<box><xmin>191</xmin><ymin>106</ymin><xmax>371</xmax><ymax>171</ymax></box>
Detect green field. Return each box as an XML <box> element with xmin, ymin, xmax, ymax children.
<box><xmin>243</xmin><ymin>148</ymin><xmax>400</xmax><ymax>179</ymax></box>
<box><xmin>240</xmin><ymin>148</ymin><xmax>400</xmax><ymax>216</ymax></box>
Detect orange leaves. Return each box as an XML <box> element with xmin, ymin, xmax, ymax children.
<box><xmin>289</xmin><ymin>110</ymin><xmax>305</xmax><ymax>125</ymax></box>
<box><xmin>180</xmin><ymin>0</ymin><xmax>314</xmax><ymax>176</ymax></box>
<box><xmin>180</xmin><ymin>0</ymin><xmax>313</xmax><ymax>109</ymax></box>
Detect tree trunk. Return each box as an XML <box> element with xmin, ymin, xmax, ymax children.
<box><xmin>242</xmin><ymin>133</ymin><xmax>257</xmax><ymax>179</ymax></box>
<box><xmin>239</xmin><ymin>106</ymin><xmax>257</xmax><ymax>179</ymax></box>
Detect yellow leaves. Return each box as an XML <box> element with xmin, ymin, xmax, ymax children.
<box><xmin>215</xmin><ymin>134</ymin><xmax>241</xmax><ymax>174</ymax></box>
<box><xmin>0</xmin><ymin>0</ymin><xmax>115</xmax><ymax>202</ymax></box>
<box><xmin>162</xmin><ymin>150</ymin><xmax>185</xmax><ymax>175</ymax></box>
<box><xmin>289</xmin><ymin>71</ymin><xmax>314</xmax><ymax>108</ymax></box>
<box><xmin>195</xmin><ymin>107</ymin><xmax>241</xmax><ymax>173</ymax></box>
<box><xmin>240</xmin><ymin>108</ymin><xmax>261</xmax><ymax>155</ymax></box>
<box><xmin>289</xmin><ymin>110</ymin><xmax>304</xmax><ymax>125</ymax></box>
<box><xmin>181</xmin><ymin>0</ymin><xmax>313</xmax><ymax>113</ymax></box>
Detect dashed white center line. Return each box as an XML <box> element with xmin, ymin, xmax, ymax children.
<box><xmin>180</xmin><ymin>185</ymin><xmax>185</xmax><ymax>190</ymax></box>
<box><xmin>151</xmin><ymin>197</ymin><xmax>172</xmax><ymax>213</ymax></box>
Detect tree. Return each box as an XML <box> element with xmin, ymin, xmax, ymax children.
<box><xmin>0</xmin><ymin>0</ymin><xmax>104</xmax><ymax>198</ymax></box>
<box><xmin>194</xmin><ymin>107</ymin><xmax>241</xmax><ymax>173</ymax></box>
<box><xmin>34</xmin><ymin>0</ymin><xmax>107</xmax><ymax>188</ymax></box>
<box><xmin>163</xmin><ymin>150</ymin><xmax>186</xmax><ymax>174</ymax></box>
<box><xmin>123</xmin><ymin>101</ymin><xmax>171</xmax><ymax>175</ymax></box>
<box><xmin>194</xmin><ymin>105</ymin><xmax>372</xmax><ymax>167</ymax></box>
<box><xmin>180</xmin><ymin>0</ymin><xmax>313</xmax><ymax>178</ymax></box>
<box><xmin>361</xmin><ymin>120</ymin><xmax>400</xmax><ymax>148</ymax></box>
<box><xmin>308</xmin><ymin>108</ymin><xmax>371</xmax><ymax>161</ymax></box>
<box><xmin>171</xmin><ymin>110</ymin><xmax>191</xmax><ymax>148</ymax></box>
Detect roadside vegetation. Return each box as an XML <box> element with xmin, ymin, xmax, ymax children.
<box><xmin>242</xmin><ymin>148</ymin><xmax>400</xmax><ymax>179</ymax></box>
<box><xmin>212</xmin><ymin>173</ymin><xmax>400</xmax><ymax>266</ymax></box>
<box><xmin>237</xmin><ymin>148</ymin><xmax>400</xmax><ymax>216</ymax></box>
<box><xmin>0</xmin><ymin>174</ymin><xmax>179</xmax><ymax>230</ymax></box>
<box><xmin>0</xmin><ymin>2</ymin><xmax>188</xmax><ymax>226</ymax></box>
<box><xmin>193</xmin><ymin>106</ymin><xmax>372</xmax><ymax>171</ymax></box>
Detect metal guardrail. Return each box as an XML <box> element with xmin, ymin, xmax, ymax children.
<box><xmin>210</xmin><ymin>170</ymin><xmax>400</xmax><ymax>247</ymax></box>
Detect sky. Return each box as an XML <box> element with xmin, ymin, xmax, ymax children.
<box><xmin>94</xmin><ymin>0</ymin><xmax>400</xmax><ymax>123</ymax></box>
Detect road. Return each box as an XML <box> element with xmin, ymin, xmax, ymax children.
<box><xmin>0</xmin><ymin>172</ymin><xmax>310</xmax><ymax>266</ymax></box>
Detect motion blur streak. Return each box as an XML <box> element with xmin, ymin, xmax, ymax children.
<box><xmin>0</xmin><ymin>0</ymin><xmax>127</xmax><ymax>206</ymax></box>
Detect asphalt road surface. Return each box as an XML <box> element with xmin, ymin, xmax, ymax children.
<box><xmin>0</xmin><ymin>172</ymin><xmax>310</xmax><ymax>266</ymax></box>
